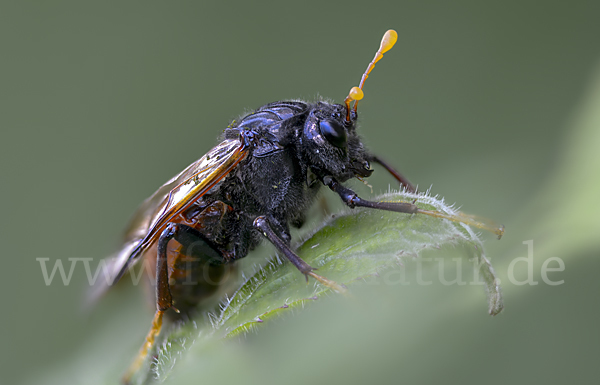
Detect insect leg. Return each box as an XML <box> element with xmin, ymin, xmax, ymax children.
<box><xmin>122</xmin><ymin>223</ymin><xmax>225</xmax><ymax>383</ymax></box>
<box><xmin>121</xmin><ymin>310</ymin><xmax>164</xmax><ymax>384</ymax></box>
<box><xmin>122</xmin><ymin>223</ymin><xmax>180</xmax><ymax>383</ymax></box>
<box><xmin>253</xmin><ymin>216</ymin><xmax>347</xmax><ymax>293</ymax></box>
<box><xmin>325</xmin><ymin>177</ymin><xmax>504</xmax><ymax>238</ymax></box>
<box><xmin>368</xmin><ymin>154</ymin><xmax>416</xmax><ymax>192</ymax></box>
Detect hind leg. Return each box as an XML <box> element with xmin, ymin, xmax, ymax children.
<box><xmin>122</xmin><ymin>223</ymin><xmax>225</xmax><ymax>384</ymax></box>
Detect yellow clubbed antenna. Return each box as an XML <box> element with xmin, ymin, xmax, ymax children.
<box><xmin>344</xmin><ymin>29</ymin><xmax>398</xmax><ymax>123</ymax></box>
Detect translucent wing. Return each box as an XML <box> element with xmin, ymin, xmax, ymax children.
<box><xmin>90</xmin><ymin>138</ymin><xmax>248</xmax><ymax>301</ymax></box>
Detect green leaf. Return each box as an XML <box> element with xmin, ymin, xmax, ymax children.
<box><xmin>144</xmin><ymin>190</ymin><xmax>501</xmax><ymax>384</ymax></box>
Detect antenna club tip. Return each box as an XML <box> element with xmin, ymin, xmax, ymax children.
<box><xmin>380</xmin><ymin>29</ymin><xmax>398</xmax><ymax>53</ymax></box>
<box><xmin>348</xmin><ymin>86</ymin><xmax>364</xmax><ymax>101</ymax></box>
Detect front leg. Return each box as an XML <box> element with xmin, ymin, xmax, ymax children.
<box><xmin>324</xmin><ymin>176</ymin><xmax>504</xmax><ymax>238</ymax></box>
<box><xmin>253</xmin><ymin>216</ymin><xmax>347</xmax><ymax>293</ymax></box>
<box><xmin>368</xmin><ymin>154</ymin><xmax>416</xmax><ymax>193</ymax></box>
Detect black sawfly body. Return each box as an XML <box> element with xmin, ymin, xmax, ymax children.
<box><xmin>98</xmin><ymin>30</ymin><xmax>504</xmax><ymax>383</ymax></box>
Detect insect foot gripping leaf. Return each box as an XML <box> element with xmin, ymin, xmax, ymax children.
<box><xmin>150</xmin><ymin>189</ymin><xmax>503</xmax><ymax>382</ymax></box>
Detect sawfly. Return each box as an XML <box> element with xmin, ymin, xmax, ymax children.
<box><xmin>95</xmin><ymin>30</ymin><xmax>504</xmax><ymax>383</ymax></box>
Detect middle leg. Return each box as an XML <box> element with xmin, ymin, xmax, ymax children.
<box><xmin>253</xmin><ymin>216</ymin><xmax>347</xmax><ymax>293</ymax></box>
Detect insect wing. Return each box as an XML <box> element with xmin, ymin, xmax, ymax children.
<box><xmin>91</xmin><ymin>138</ymin><xmax>247</xmax><ymax>300</ymax></box>
<box><xmin>124</xmin><ymin>138</ymin><xmax>244</xmax><ymax>245</ymax></box>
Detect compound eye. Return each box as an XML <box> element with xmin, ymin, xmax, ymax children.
<box><xmin>319</xmin><ymin>120</ymin><xmax>347</xmax><ymax>148</ymax></box>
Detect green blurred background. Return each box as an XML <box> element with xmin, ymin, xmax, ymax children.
<box><xmin>2</xmin><ymin>0</ymin><xmax>600</xmax><ymax>384</ymax></box>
